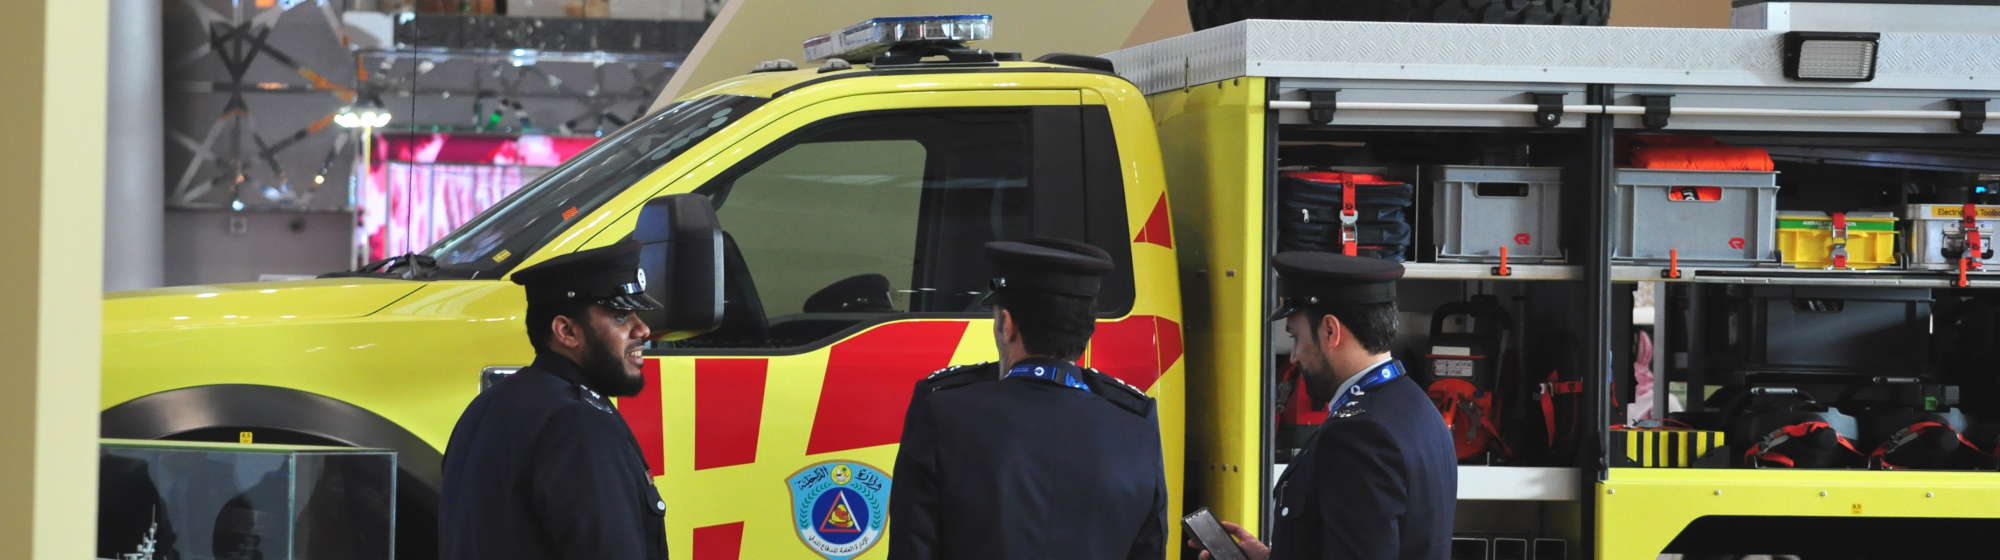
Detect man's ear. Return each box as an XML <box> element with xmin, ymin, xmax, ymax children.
<box><xmin>550</xmin><ymin>313</ymin><xmax>584</xmax><ymax>351</ymax></box>
<box><xmin>998</xmin><ymin>308</ymin><xmax>1020</xmax><ymax>344</ymax></box>
<box><xmin>1318</xmin><ymin>313</ymin><xmax>1343</xmax><ymax>352</ymax></box>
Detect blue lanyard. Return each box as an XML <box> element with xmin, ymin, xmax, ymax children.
<box><xmin>1327</xmin><ymin>360</ymin><xmax>1404</xmax><ymax>412</ymax></box>
<box><xmin>1003</xmin><ymin>360</ymin><xmax>1093</xmax><ymax>393</ymax></box>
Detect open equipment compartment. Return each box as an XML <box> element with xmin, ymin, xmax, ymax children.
<box><xmin>1267</xmin><ymin>93</ymin><xmax>1598</xmax><ymax>558</ymax></box>
<box><xmin>1107</xmin><ymin>14</ymin><xmax>2000</xmax><ymax>559</ymax></box>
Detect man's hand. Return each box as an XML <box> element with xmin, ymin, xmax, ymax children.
<box><xmin>1185</xmin><ymin>520</ymin><xmax>1270</xmax><ymax>560</ymax></box>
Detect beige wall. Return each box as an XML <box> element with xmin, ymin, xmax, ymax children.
<box><xmin>660</xmin><ymin>0</ymin><xmax>1737</xmax><ymax>106</ymax></box>
<box><xmin>657</xmin><ymin>0</ymin><xmax>1189</xmax><ymax>105</ymax></box>
<box><xmin>164</xmin><ymin>209</ymin><xmax>354</xmax><ymax>286</ymax></box>
<box><xmin>0</xmin><ymin>0</ymin><xmax>107</xmax><ymax>558</ymax></box>
<box><xmin>1610</xmin><ymin>0</ymin><xmax>1733</xmax><ymax>28</ymax></box>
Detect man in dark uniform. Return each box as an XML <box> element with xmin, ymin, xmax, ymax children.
<box><xmin>1193</xmin><ymin>252</ymin><xmax>1457</xmax><ymax>560</ymax></box>
<box><xmin>888</xmin><ymin>238</ymin><xmax>1167</xmax><ymax>560</ymax></box>
<box><xmin>440</xmin><ymin>239</ymin><xmax>668</xmax><ymax>560</ymax></box>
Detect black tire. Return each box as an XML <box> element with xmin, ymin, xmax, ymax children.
<box><xmin>1189</xmin><ymin>0</ymin><xmax>1611</xmax><ymax>31</ymax></box>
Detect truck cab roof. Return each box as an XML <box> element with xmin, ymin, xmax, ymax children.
<box><xmin>676</xmin><ymin>60</ymin><xmax>1122</xmax><ymax>102</ymax></box>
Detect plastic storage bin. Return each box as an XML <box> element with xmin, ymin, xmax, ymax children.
<box><xmin>1430</xmin><ymin>165</ymin><xmax>1564</xmax><ymax>263</ymax></box>
<box><xmin>1776</xmin><ymin>211</ymin><xmax>1899</xmax><ymax>270</ymax></box>
<box><xmin>1612</xmin><ymin>169</ymin><xmax>1779</xmax><ymax>265</ymax></box>
<box><xmin>98</xmin><ymin>439</ymin><xmax>397</xmax><ymax>560</ymax></box>
<box><xmin>1899</xmin><ymin>203</ymin><xmax>2000</xmax><ymax>271</ymax></box>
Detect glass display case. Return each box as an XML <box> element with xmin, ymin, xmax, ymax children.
<box><xmin>98</xmin><ymin>439</ymin><xmax>396</xmax><ymax>560</ymax></box>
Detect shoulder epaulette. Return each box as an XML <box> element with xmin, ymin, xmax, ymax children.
<box><xmin>1329</xmin><ymin>399</ymin><xmax>1368</xmax><ymax>420</ymax></box>
<box><xmin>917</xmin><ymin>362</ymin><xmax>995</xmax><ymax>392</ymax></box>
<box><xmin>1084</xmin><ymin>367</ymin><xmax>1154</xmax><ymax>417</ymax></box>
<box><xmin>572</xmin><ymin>385</ymin><xmax>618</xmax><ymax>415</ymax></box>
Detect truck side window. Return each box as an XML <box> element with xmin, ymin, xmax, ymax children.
<box><xmin>678</xmin><ymin>108</ymin><xmax>1034</xmax><ymax>349</ymax></box>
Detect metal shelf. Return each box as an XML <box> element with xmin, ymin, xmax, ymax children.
<box><xmin>1460</xmin><ymin>466</ymin><xmax>1582</xmax><ymax>501</ymax></box>
<box><xmin>1609</xmin><ymin>265</ymin><xmax>2000</xmax><ymax>288</ymax></box>
<box><xmin>1274</xmin><ymin>464</ymin><xmax>1581</xmax><ymax>502</ymax></box>
<box><xmin>1403</xmin><ymin>263</ymin><xmax>1579</xmax><ymax>281</ymax></box>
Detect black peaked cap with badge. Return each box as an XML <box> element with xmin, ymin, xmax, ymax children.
<box><xmin>1270</xmin><ymin>251</ymin><xmax>1405</xmax><ymax>320</ymax></box>
<box><xmin>984</xmin><ymin>238</ymin><xmax>1115</xmax><ymax>304</ymax></box>
<box><xmin>512</xmin><ymin>238</ymin><xmax>662</xmax><ymax>312</ymax></box>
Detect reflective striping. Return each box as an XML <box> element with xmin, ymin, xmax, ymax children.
<box><xmin>805</xmin><ymin>321</ymin><xmax>971</xmax><ymax>455</ymax></box>
<box><xmin>1640</xmin><ymin>431</ymin><xmax>1652</xmax><ymax>466</ymax></box>
<box><xmin>1680</xmin><ymin>430</ymin><xmax>1696</xmax><ymax>466</ymax></box>
<box><xmin>1628</xmin><ymin>430</ymin><xmax>1639</xmax><ymax>463</ymax></box>
<box><xmin>1679</xmin><ymin>432</ymin><xmax>1690</xmax><ymax>467</ymax></box>
<box><xmin>1083</xmin><ymin>315</ymin><xmax>1183</xmax><ymax>392</ymax></box>
<box><xmin>695</xmin><ymin>358</ymin><xmax>770</xmax><ymax>470</ymax></box>
<box><xmin>618</xmin><ymin>360</ymin><xmax>667</xmax><ymax>476</ymax></box>
<box><xmin>1134</xmin><ymin>193</ymin><xmax>1174</xmax><ymax>248</ymax></box>
<box><xmin>1619</xmin><ymin>430</ymin><xmax>1727</xmax><ymax>467</ymax></box>
<box><xmin>691</xmin><ymin>521</ymin><xmax>745</xmax><ymax>560</ymax></box>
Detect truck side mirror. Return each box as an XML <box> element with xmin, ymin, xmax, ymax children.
<box><xmin>633</xmin><ymin>194</ymin><xmax>724</xmax><ymax>335</ymax></box>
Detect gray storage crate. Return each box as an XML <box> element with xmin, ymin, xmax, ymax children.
<box><xmin>1612</xmin><ymin>169</ymin><xmax>1779</xmax><ymax>265</ymax></box>
<box><xmin>1431</xmin><ymin>165</ymin><xmax>1564</xmax><ymax>263</ymax></box>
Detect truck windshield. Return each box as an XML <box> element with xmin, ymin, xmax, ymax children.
<box><xmin>419</xmin><ymin>94</ymin><xmax>767</xmax><ymax>279</ymax></box>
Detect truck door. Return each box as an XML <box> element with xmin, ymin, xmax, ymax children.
<box><xmin>614</xmin><ymin>89</ymin><xmax>1141</xmax><ymax>559</ymax></box>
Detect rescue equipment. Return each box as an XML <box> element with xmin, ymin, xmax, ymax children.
<box><xmin>1278</xmin><ymin>171</ymin><xmax>1414</xmax><ymax>261</ymax></box>
<box><xmin>1425</xmin><ymin>296</ymin><xmax>1515</xmax><ymax>461</ymax></box>
<box><xmin>1722</xmin><ymin>388</ymin><xmax>1865</xmax><ymax>468</ymax></box>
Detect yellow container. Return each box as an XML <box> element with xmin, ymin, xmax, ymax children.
<box><xmin>1777</xmin><ymin>211</ymin><xmax>1899</xmax><ymax>269</ymax></box>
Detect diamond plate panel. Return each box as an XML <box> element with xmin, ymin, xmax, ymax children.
<box><xmin>1104</xmin><ymin>21</ymin><xmax>1245</xmax><ymax>94</ymax></box>
<box><xmin>1109</xmin><ymin>20</ymin><xmax>2000</xmax><ymax>95</ymax></box>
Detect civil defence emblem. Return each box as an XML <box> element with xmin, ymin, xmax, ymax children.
<box><xmin>787</xmin><ymin>460</ymin><xmax>892</xmax><ymax>560</ymax></box>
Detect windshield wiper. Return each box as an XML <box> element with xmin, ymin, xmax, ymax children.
<box><xmin>321</xmin><ymin>253</ymin><xmax>440</xmax><ymax>281</ymax></box>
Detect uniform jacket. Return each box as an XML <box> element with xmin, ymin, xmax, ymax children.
<box><xmin>1269</xmin><ymin>369</ymin><xmax>1457</xmax><ymax>560</ymax></box>
<box><xmin>440</xmin><ymin>354</ymin><xmax>667</xmax><ymax>560</ymax></box>
<box><xmin>887</xmin><ymin>359</ymin><xmax>1167</xmax><ymax>560</ymax></box>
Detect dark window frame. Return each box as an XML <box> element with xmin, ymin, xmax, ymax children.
<box><xmin>654</xmin><ymin>105</ymin><xmax>1136</xmax><ymax>356</ymax></box>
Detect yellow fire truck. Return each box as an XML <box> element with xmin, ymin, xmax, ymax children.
<box><xmin>103</xmin><ymin>8</ymin><xmax>2000</xmax><ymax>559</ymax></box>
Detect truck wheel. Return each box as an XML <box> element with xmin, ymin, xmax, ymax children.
<box><xmin>1188</xmin><ymin>0</ymin><xmax>1611</xmax><ymax>31</ymax></box>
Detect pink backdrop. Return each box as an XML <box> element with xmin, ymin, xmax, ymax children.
<box><xmin>358</xmin><ymin>133</ymin><xmax>599</xmax><ymax>263</ymax></box>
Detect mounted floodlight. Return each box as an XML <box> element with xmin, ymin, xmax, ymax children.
<box><xmin>335</xmin><ymin>99</ymin><xmax>393</xmax><ymax>129</ymax></box>
<box><xmin>803</xmin><ymin>14</ymin><xmax>993</xmax><ymax>63</ymax></box>
<box><xmin>1783</xmin><ymin>31</ymin><xmax>1880</xmax><ymax>82</ymax></box>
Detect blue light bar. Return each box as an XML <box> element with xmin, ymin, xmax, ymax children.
<box><xmin>803</xmin><ymin>14</ymin><xmax>993</xmax><ymax>63</ymax></box>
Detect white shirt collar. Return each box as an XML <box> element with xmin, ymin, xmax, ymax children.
<box><xmin>1332</xmin><ymin>357</ymin><xmax>1395</xmax><ymax>401</ymax></box>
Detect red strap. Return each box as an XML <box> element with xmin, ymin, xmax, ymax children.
<box><xmin>1869</xmin><ymin>421</ymin><xmax>1985</xmax><ymax>470</ymax></box>
<box><xmin>1964</xmin><ymin>203</ymin><xmax>1985</xmax><ymax>272</ymax></box>
<box><xmin>1744</xmin><ymin>421</ymin><xmax>1860</xmax><ymax>467</ymax></box>
<box><xmin>1541</xmin><ymin>371</ymin><xmax>1557</xmax><ymax>447</ymax></box>
<box><xmin>1830</xmin><ymin>212</ymin><xmax>1849</xmax><ymax>269</ymax></box>
<box><xmin>1439</xmin><ymin>393</ymin><xmax>1461</xmax><ymax>432</ymax></box>
<box><xmin>1283</xmin><ymin>171</ymin><xmax>1400</xmax><ymax>185</ymax></box>
<box><xmin>1339</xmin><ymin>175</ymin><xmax>1359</xmax><ymax>256</ymax></box>
<box><xmin>1473</xmin><ymin>404</ymin><xmax>1517</xmax><ymax>459</ymax></box>
<box><xmin>1758</xmin><ymin>452</ymin><xmax>1797</xmax><ymax>467</ymax></box>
